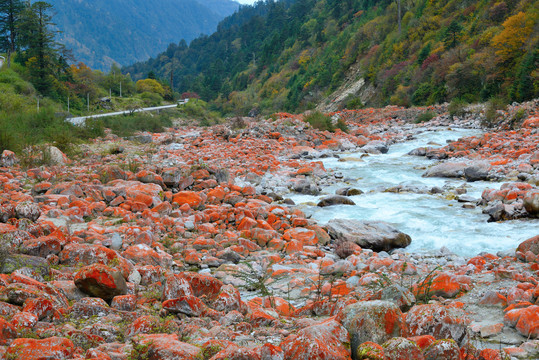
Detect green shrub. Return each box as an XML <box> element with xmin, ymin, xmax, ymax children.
<box><xmin>336</xmin><ymin>118</ymin><xmax>349</xmax><ymax>132</ymax></box>
<box><xmin>415</xmin><ymin>111</ymin><xmax>436</xmax><ymax>123</ymax></box>
<box><xmin>140</xmin><ymin>91</ymin><xmax>163</xmax><ymax>107</ymax></box>
<box><xmin>483</xmin><ymin>98</ymin><xmax>507</xmax><ymax>127</ymax></box>
<box><xmin>304</xmin><ymin>111</ymin><xmax>334</xmax><ymax>132</ymax></box>
<box><xmin>448</xmin><ymin>99</ymin><xmax>468</xmax><ymax>118</ymax></box>
<box><xmin>345</xmin><ymin>96</ymin><xmax>364</xmax><ymax>110</ymax></box>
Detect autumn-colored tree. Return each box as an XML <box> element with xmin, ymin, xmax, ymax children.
<box><xmin>491</xmin><ymin>12</ymin><xmax>534</xmax><ymax>65</ymax></box>
<box><xmin>135</xmin><ymin>78</ymin><xmax>165</xmax><ymax>96</ymax></box>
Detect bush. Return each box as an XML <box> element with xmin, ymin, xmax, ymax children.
<box><xmin>483</xmin><ymin>98</ymin><xmax>507</xmax><ymax>127</ymax></box>
<box><xmin>415</xmin><ymin>111</ymin><xmax>436</xmax><ymax>123</ymax></box>
<box><xmin>448</xmin><ymin>99</ymin><xmax>468</xmax><ymax>118</ymax></box>
<box><xmin>335</xmin><ymin>118</ymin><xmax>349</xmax><ymax>132</ymax></box>
<box><xmin>140</xmin><ymin>91</ymin><xmax>163</xmax><ymax>107</ymax></box>
<box><xmin>345</xmin><ymin>95</ymin><xmax>364</xmax><ymax>109</ymax></box>
<box><xmin>304</xmin><ymin>111</ymin><xmax>334</xmax><ymax>132</ymax></box>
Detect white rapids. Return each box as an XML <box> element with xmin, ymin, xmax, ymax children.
<box><xmin>290</xmin><ymin>128</ymin><xmax>539</xmax><ymax>257</ymax></box>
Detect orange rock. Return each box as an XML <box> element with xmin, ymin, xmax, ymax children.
<box><xmin>5</xmin><ymin>337</ymin><xmax>76</xmax><ymax>359</ymax></box>
<box><xmin>172</xmin><ymin>191</ymin><xmax>204</xmax><ymax>209</ymax></box>
<box><xmin>504</xmin><ymin>305</ymin><xmax>539</xmax><ymax>338</ymax></box>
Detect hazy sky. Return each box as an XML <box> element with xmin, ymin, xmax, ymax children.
<box><xmin>237</xmin><ymin>0</ymin><xmax>257</xmax><ymax>4</ymax></box>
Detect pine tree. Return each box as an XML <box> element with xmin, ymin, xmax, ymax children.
<box><xmin>18</xmin><ymin>1</ymin><xmax>58</xmax><ymax>93</ymax></box>
<box><xmin>0</xmin><ymin>0</ymin><xmax>24</xmax><ymax>67</ymax></box>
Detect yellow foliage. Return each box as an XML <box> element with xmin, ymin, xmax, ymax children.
<box><xmin>491</xmin><ymin>12</ymin><xmax>534</xmax><ymax>63</ymax></box>
<box><xmin>135</xmin><ymin>79</ymin><xmax>165</xmax><ymax>96</ymax></box>
<box><xmin>298</xmin><ymin>50</ymin><xmax>311</xmax><ymax>68</ymax></box>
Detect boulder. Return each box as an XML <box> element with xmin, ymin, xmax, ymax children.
<box><xmin>292</xmin><ymin>178</ymin><xmax>319</xmax><ymax>195</ymax></box>
<box><xmin>131</xmin><ymin>334</ymin><xmax>202</xmax><ymax>360</ymax></box>
<box><xmin>423</xmin><ymin>339</ymin><xmax>461</xmax><ymax>360</ymax></box>
<box><xmin>281</xmin><ymin>318</ymin><xmax>350</xmax><ymax>360</ymax></box>
<box><xmin>382</xmin><ymin>337</ymin><xmax>424</xmax><ymax>360</ymax></box>
<box><xmin>317</xmin><ymin>195</ymin><xmax>356</xmax><ymax>207</ymax></box>
<box><xmin>406</xmin><ymin>303</ymin><xmax>470</xmax><ymax>344</ymax></box>
<box><xmin>335</xmin><ymin>187</ymin><xmax>364</xmax><ymax>196</ymax></box>
<box><xmin>523</xmin><ymin>191</ymin><xmax>539</xmax><ymax>216</ymax></box>
<box><xmin>362</xmin><ymin>140</ymin><xmax>389</xmax><ymax>154</ymax></box>
<box><xmin>15</xmin><ymin>201</ymin><xmax>41</xmax><ymax>222</ymax></box>
<box><xmin>5</xmin><ymin>337</ymin><xmax>76</xmax><ymax>359</ymax></box>
<box><xmin>423</xmin><ymin>162</ymin><xmax>467</xmax><ymax>178</ymax></box>
<box><xmin>464</xmin><ymin>161</ymin><xmax>490</xmax><ymax>182</ymax></box>
<box><xmin>337</xmin><ymin>300</ymin><xmax>406</xmax><ymax>356</ymax></box>
<box><xmin>74</xmin><ymin>264</ymin><xmax>127</xmax><ymax>301</ymax></box>
<box><xmin>517</xmin><ymin>235</ymin><xmax>539</xmax><ymax>255</ymax></box>
<box><xmin>326</xmin><ymin>219</ymin><xmax>411</xmax><ymax>252</ymax></box>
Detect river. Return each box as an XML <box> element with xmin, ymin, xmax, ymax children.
<box><xmin>290</xmin><ymin>127</ymin><xmax>539</xmax><ymax>257</ymax></box>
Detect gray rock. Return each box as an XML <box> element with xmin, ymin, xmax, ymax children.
<box><xmin>523</xmin><ymin>192</ymin><xmax>539</xmax><ymax>216</ymax></box>
<box><xmin>381</xmin><ymin>285</ymin><xmax>416</xmax><ymax>312</ymax></box>
<box><xmin>293</xmin><ymin>179</ymin><xmax>319</xmax><ymax>195</ymax></box>
<box><xmin>161</xmin><ymin>167</ymin><xmax>182</xmax><ymax>187</ymax></box>
<box><xmin>1</xmin><ymin>254</ymin><xmax>50</xmax><ymax>277</ymax></box>
<box><xmin>423</xmin><ymin>162</ymin><xmax>467</xmax><ymax>178</ymax></box>
<box><xmin>335</xmin><ymin>187</ymin><xmax>364</xmax><ymax>196</ymax></box>
<box><xmin>339</xmin><ymin>300</ymin><xmax>405</xmax><ymax>353</ymax></box>
<box><xmin>317</xmin><ymin>195</ymin><xmax>356</xmax><ymax>207</ymax></box>
<box><xmin>456</xmin><ymin>195</ymin><xmax>478</xmax><ymax>203</ymax></box>
<box><xmin>110</xmin><ymin>233</ymin><xmax>123</xmax><ymax>251</ymax></box>
<box><xmin>326</xmin><ymin>219</ymin><xmax>411</xmax><ymax>251</ymax></box>
<box><xmin>464</xmin><ymin>162</ymin><xmax>490</xmax><ymax>182</ymax></box>
<box><xmin>15</xmin><ymin>201</ymin><xmax>41</xmax><ymax>222</ymax></box>
<box><xmin>362</xmin><ymin>140</ymin><xmax>389</xmax><ymax>154</ymax></box>
<box><xmin>47</xmin><ymin>146</ymin><xmax>67</xmax><ymax>165</ymax></box>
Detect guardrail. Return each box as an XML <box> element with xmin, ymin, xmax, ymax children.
<box><xmin>67</xmin><ymin>99</ymin><xmax>190</xmax><ymax>125</ymax></box>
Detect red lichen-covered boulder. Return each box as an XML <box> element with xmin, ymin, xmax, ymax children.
<box><xmin>0</xmin><ymin>317</ymin><xmax>17</xmax><ymax>345</ymax></box>
<box><xmin>5</xmin><ymin>337</ymin><xmax>76</xmax><ymax>359</ymax></box>
<box><xmin>337</xmin><ymin>300</ymin><xmax>406</xmax><ymax>352</ymax></box>
<box><xmin>22</xmin><ymin>297</ymin><xmax>55</xmax><ymax>320</ymax></box>
<box><xmin>504</xmin><ymin>305</ymin><xmax>539</xmax><ymax>338</ymax></box>
<box><xmin>178</xmin><ymin>272</ymin><xmax>223</xmax><ymax>301</ymax></box>
<box><xmin>414</xmin><ymin>272</ymin><xmax>471</xmax><ymax>298</ymax></box>
<box><xmin>59</xmin><ymin>243</ymin><xmax>132</xmax><ymax>279</ymax></box>
<box><xmin>122</xmin><ymin>244</ymin><xmax>173</xmax><ymax>267</ymax></box>
<box><xmin>382</xmin><ymin>337</ymin><xmax>424</xmax><ymax>360</ymax></box>
<box><xmin>162</xmin><ymin>274</ymin><xmax>194</xmax><ymax>300</ymax></box>
<box><xmin>281</xmin><ymin>318</ymin><xmax>350</xmax><ymax>360</ymax></box>
<box><xmin>517</xmin><ymin>235</ymin><xmax>539</xmax><ymax>255</ymax></box>
<box><xmin>163</xmin><ymin>295</ymin><xmax>210</xmax><ymax>317</ymax></box>
<box><xmin>406</xmin><ymin>303</ymin><xmax>470</xmax><ymax>344</ymax></box>
<box><xmin>131</xmin><ymin>333</ymin><xmax>202</xmax><ymax>360</ymax></box>
<box><xmin>74</xmin><ymin>263</ymin><xmax>127</xmax><ymax>301</ymax></box>
<box><xmin>172</xmin><ymin>191</ymin><xmax>204</xmax><ymax>209</ymax></box>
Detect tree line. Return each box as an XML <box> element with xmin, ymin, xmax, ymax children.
<box><xmin>125</xmin><ymin>0</ymin><xmax>538</xmax><ymax>114</ymax></box>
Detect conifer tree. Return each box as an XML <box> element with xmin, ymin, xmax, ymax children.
<box><xmin>18</xmin><ymin>1</ymin><xmax>58</xmax><ymax>93</ymax></box>
<box><xmin>0</xmin><ymin>0</ymin><xmax>24</xmax><ymax>67</ymax></box>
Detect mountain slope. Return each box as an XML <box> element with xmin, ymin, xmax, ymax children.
<box><xmin>125</xmin><ymin>0</ymin><xmax>538</xmax><ymax>113</ymax></box>
<box><xmin>48</xmin><ymin>0</ymin><xmax>239</xmax><ymax>70</ymax></box>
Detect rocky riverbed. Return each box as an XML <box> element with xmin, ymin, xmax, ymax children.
<box><xmin>0</xmin><ymin>103</ymin><xmax>538</xmax><ymax>360</ymax></box>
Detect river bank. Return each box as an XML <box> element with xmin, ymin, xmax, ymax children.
<box><xmin>0</xmin><ymin>102</ymin><xmax>538</xmax><ymax>359</ymax></box>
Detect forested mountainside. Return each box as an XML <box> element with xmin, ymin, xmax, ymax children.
<box><xmin>124</xmin><ymin>0</ymin><xmax>538</xmax><ymax>114</ymax></box>
<box><xmin>48</xmin><ymin>0</ymin><xmax>240</xmax><ymax>70</ymax></box>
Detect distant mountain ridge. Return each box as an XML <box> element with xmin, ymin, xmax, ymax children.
<box><xmin>47</xmin><ymin>0</ymin><xmax>240</xmax><ymax>70</ymax></box>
